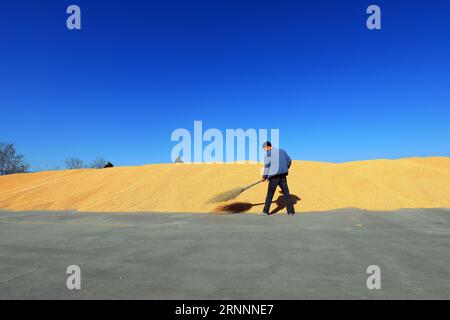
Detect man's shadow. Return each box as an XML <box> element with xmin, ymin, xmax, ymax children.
<box><xmin>214</xmin><ymin>191</ymin><xmax>301</xmax><ymax>214</ymax></box>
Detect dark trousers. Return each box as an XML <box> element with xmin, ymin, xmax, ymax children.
<box><xmin>263</xmin><ymin>174</ymin><xmax>295</xmax><ymax>214</ymax></box>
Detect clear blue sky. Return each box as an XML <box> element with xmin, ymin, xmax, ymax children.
<box><xmin>1</xmin><ymin>0</ymin><xmax>449</xmax><ymax>170</ymax></box>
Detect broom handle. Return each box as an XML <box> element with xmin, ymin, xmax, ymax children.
<box><xmin>243</xmin><ymin>180</ymin><xmax>262</xmax><ymax>191</ymax></box>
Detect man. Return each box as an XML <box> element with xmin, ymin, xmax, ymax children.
<box><xmin>261</xmin><ymin>141</ymin><xmax>295</xmax><ymax>216</ymax></box>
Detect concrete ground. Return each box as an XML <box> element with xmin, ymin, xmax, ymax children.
<box><xmin>0</xmin><ymin>209</ymin><xmax>449</xmax><ymax>299</ymax></box>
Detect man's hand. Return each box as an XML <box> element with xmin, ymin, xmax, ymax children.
<box><xmin>262</xmin><ymin>177</ymin><xmax>267</xmax><ymax>182</ymax></box>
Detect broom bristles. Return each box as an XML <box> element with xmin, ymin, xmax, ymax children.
<box><xmin>209</xmin><ymin>181</ymin><xmax>261</xmax><ymax>203</ymax></box>
<box><xmin>209</xmin><ymin>187</ymin><xmax>247</xmax><ymax>203</ymax></box>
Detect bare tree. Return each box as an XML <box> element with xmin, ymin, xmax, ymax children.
<box><xmin>0</xmin><ymin>143</ymin><xmax>29</xmax><ymax>175</ymax></box>
<box><xmin>65</xmin><ymin>158</ymin><xmax>84</xmax><ymax>170</ymax></box>
<box><xmin>104</xmin><ymin>162</ymin><xmax>114</xmax><ymax>168</ymax></box>
<box><xmin>90</xmin><ymin>158</ymin><xmax>107</xmax><ymax>169</ymax></box>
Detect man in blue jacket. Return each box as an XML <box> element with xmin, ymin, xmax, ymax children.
<box><xmin>262</xmin><ymin>141</ymin><xmax>295</xmax><ymax>216</ymax></box>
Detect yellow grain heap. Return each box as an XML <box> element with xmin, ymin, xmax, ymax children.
<box><xmin>0</xmin><ymin>157</ymin><xmax>449</xmax><ymax>213</ymax></box>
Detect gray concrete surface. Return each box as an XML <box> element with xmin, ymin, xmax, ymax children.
<box><xmin>0</xmin><ymin>209</ymin><xmax>449</xmax><ymax>299</ymax></box>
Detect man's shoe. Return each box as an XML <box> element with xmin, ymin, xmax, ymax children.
<box><xmin>259</xmin><ymin>212</ymin><xmax>269</xmax><ymax>215</ymax></box>
<box><xmin>287</xmin><ymin>212</ymin><xmax>295</xmax><ymax>216</ymax></box>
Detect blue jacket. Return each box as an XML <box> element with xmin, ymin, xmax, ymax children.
<box><xmin>263</xmin><ymin>148</ymin><xmax>292</xmax><ymax>179</ymax></box>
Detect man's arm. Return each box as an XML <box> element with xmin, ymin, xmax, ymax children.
<box><xmin>262</xmin><ymin>154</ymin><xmax>270</xmax><ymax>181</ymax></box>
<box><xmin>286</xmin><ymin>151</ymin><xmax>292</xmax><ymax>169</ymax></box>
